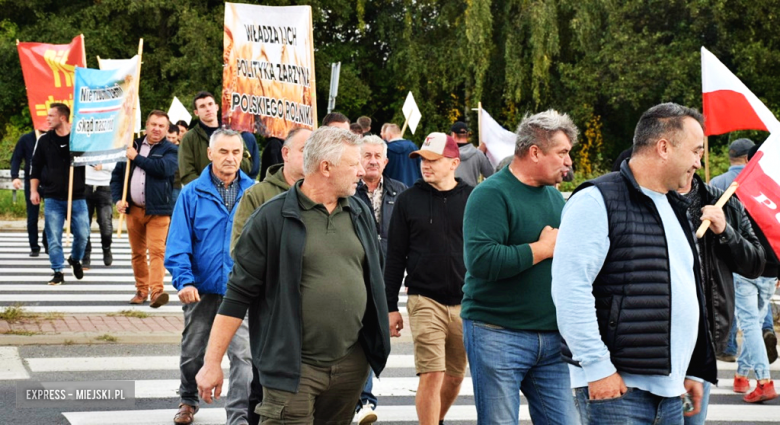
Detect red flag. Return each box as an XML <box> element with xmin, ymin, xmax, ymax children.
<box><xmin>17</xmin><ymin>35</ymin><xmax>86</xmax><ymax>130</ymax></box>
<box><xmin>736</xmin><ymin>133</ymin><xmax>780</xmax><ymax>257</ymax></box>
<box><xmin>701</xmin><ymin>47</ymin><xmax>779</xmax><ymax>136</ymax></box>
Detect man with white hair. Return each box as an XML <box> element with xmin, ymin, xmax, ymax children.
<box><xmin>461</xmin><ymin>110</ymin><xmax>579</xmax><ymax>424</ymax></box>
<box><xmin>354</xmin><ymin>135</ymin><xmax>407</xmax><ymax>423</ymax></box>
<box><xmin>196</xmin><ymin>126</ymin><xmax>391</xmax><ymax>425</ymax></box>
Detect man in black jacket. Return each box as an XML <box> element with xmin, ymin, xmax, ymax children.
<box><xmin>30</xmin><ymin>104</ymin><xmax>89</xmax><ymax>285</ymax></box>
<box><xmin>11</xmin><ymin>130</ymin><xmax>43</xmax><ymax>256</ymax></box>
<box><xmin>553</xmin><ymin>103</ymin><xmax>714</xmax><ymax>423</ymax></box>
<box><xmin>111</xmin><ymin>111</ymin><xmax>178</xmax><ymax>308</ymax></box>
<box><xmin>196</xmin><ymin>126</ymin><xmax>390</xmax><ymax>425</ymax></box>
<box><xmin>679</xmin><ymin>172</ymin><xmax>764</xmax><ymax>424</ymax></box>
<box><xmin>385</xmin><ymin>132</ymin><xmax>472</xmax><ymax>425</ymax></box>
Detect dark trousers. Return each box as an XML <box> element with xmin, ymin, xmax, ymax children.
<box><xmin>248</xmin><ymin>365</ymin><xmax>264</xmax><ymax>425</ymax></box>
<box><xmin>83</xmin><ymin>185</ymin><xmax>113</xmax><ymax>263</ymax></box>
<box><xmin>23</xmin><ymin>179</ymin><xmax>40</xmax><ymax>251</ymax></box>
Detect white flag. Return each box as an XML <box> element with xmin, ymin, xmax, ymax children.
<box><xmin>402</xmin><ymin>92</ymin><xmax>422</xmax><ymax>134</ymax></box>
<box><xmin>97</xmin><ymin>57</ymin><xmax>142</xmax><ymax>133</ymax></box>
<box><xmin>480</xmin><ymin>108</ymin><xmax>516</xmax><ymax>167</ymax></box>
<box><xmin>167</xmin><ymin>96</ymin><xmax>192</xmax><ymax>126</ymax></box>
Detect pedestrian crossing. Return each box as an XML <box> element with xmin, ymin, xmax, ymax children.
<box><xmin>2</xmin><ymin>232</ymin><xmax>780</xmax><ymax>424</ymax></box>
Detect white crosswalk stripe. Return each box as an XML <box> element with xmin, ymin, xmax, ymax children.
<box><xmin>2</xmin><ymin>232</ymin><xmax>779</xmax><ymax>423</ymax></box>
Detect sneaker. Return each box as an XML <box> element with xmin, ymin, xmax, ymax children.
<box><xmin>67</xmin><ymin>257</ymin><xmax>84</xmax><ymax>280</ymax></box>
<box><xmin>764</xmin><ymin>329</ymin><xmax>778</xmax><ymax>364</ymax></box>
<box><xmin>744</xmin><ymin>381</ymin><xmax>778</xmax><ymax>403</ymax></box>
<box><xmin>734</xmin><ymin>375</ymin><xmax>750</xmax><ymax>393</ymax></box>
<box><xmin>129</xmin><ymin>292</ymin><xmax>147</xmax><ymax>304</ymax></box>
<box><xmin>103</xmin><ymin>248</ymin><xmax>113</xmax><ymax>266</ymax></box>
<box><xmin>29</xmin><ymin>249</ymin><xmax>40</xmax><ymax>257</ymax></box>
<box><xmin>48</xmin><ymin>272</ymin><xmax>64</xmax><ymax>286</ymax></box>
<box><xmin>717</xmin><ymin>353</ymin><xmax>737</xmax><ymax>362</ymax></box>
<box><xmin>356</xmin><ymin>403</ymin><xmax>378</xmax><ymax>425</ymax></box>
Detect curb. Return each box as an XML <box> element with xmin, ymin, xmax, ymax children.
<box><xmin>0</xmin><ymin>332</ymin><xmax>181</xmax><ymax>346</ymax></box>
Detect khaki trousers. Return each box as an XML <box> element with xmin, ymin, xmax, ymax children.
<box><xmin>126</xmin><ymin>206</ymin><xmax>170</xmax><ymax>298</ymax></box>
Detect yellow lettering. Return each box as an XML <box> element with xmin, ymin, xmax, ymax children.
<box><xmin>43</xmin><ymin>49</ymin><xmax>76</xmax><ymax>88</ymax></box>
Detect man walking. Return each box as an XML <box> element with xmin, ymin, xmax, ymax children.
<box><xmin>552</xmin><ymin>103</ymin><xmax>715</xmax><ymax>423</ymax></box>
<box><xmin>82</xmin><ymin>161</ymin><xmax>115</xmax><ymax>269</ymax></box>
<box><xmin>178</xmin><ymin>91</ymin><xmax>253</xmax><ymax>185</ymax></box>
<box><xmin>382</xmin><ymin>123</ymin><xmax>422</xmax><ymax>187</ymax></box>
<box><xmin>11</xmin><ymin>130</ymin><xmax>43</xmax><ymax>256</ymax></box>
<box><xmin>165</xmin><ymin>129</ymin><xmax>254</xmax><ymax>425</ymax></box>
<box><xmin>197</xmin><ymin>127</ymin><xmax>390</xmax><ymax>425</ymax></box>
<box><xmin>461</xmin><ymin>110</ymin><xmax>579</xmax><ymax>424</ymax></box>
<box><xmin>29</xmin><ymin>104</ymin><xmax>89</xmax><ymax>285</ymax></box>
<box><xmin>354</xmin><ymin>134</ymin><xmax>407</xmax><ymax>423</ymax></box>
<box><xmin>451</xmin><ymin>122</ymin><xmax>493</xmax><ymax>186</ymax></box>
<box><xmin>111</xmin><ymin>111</ymin><xmax>178</xmax><ymax>308</ymax></box>
<box><xmin>385</xmin><ymin>132</ymin><xmax>472</xmax><ymax>425</ymax></box>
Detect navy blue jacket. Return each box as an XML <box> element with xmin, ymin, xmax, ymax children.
<box><xmin>384</xmin><ymin>139</ymin><xmax>422</xmax><ymax>187</ymax></box>
<box><xmin>165</xmin><ymin>165</ymin><xmax>255</xmax><ymax>294</ymax></box>
<box><xmin>241</xmin><ymin>132</ymin><xmax>260</xmax><ymax>180</ymax></box>
<box><xmin>11</xmin><ymin>131</ymin><xmax>37</xmax><ymax>180</ymax></box>
<box><xmin>111</xmin><ymin>137</ymin><xmax>178</xmax><ymax>216</ymax></box>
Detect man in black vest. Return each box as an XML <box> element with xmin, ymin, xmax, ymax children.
<box><xmin>552</xmin><ymin>103</ymin><xmax>716</xmax><ymax>424</ymax></box>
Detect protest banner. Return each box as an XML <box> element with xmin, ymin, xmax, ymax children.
<box><xmin>97</xmin><ymin>57</ymin><xmax>142</xmax><ymax>134</ymax></box>
<box><xmin>477</xmin><ymin>104</ymin><xmax>516</xmax><ymax>168</ymax></box>
<box><xmin>70</xmin><ymin>56</ymin><xmax>140</xmax><ymax>165</ymax></box>
<box><xmin>17</xmin><ymin>35</ymin><xmax>86</xmax><ymax>130</ymax></box>
<box><xmin>222</xmin><ymin>3</ymin><xmax>317</xmax><ymax>137</ymax></box>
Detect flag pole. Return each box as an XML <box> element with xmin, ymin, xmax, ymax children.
<box><xmin>117</xmin><ymin>38</ymin><xmax>143</xmax><ymax>238</ymax></box>
<box><xmin>478</xmin><ymin>101</ymin><xmax>484</xmax><ymax>147</ymax></box>
<box><xmin>704</xmin><ymin>136</ymin><xmax>710</xmax><ymax>183</ymax></box>
<box><xmin>308</xmin><ymin>8</ymin><xmax>318</xmax><ymax>129</ymax></box>
<box><xmin>696</xmin><ymin>181</ymin><xmax>738</xmax><ymax>238</ymax></box>
<box><xmin>400</xmin><ymin>118</ymin><xmax>408</xmax><ymax>138</ymax></box>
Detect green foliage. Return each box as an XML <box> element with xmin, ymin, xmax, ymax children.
<box><xmin>0</xmin><ymin>0</ymin><xmax>777</xmax><ymax>172</ymax></box>
<box><xmin>0</xmin><ymin>188</ymin><xmax>30</xmax><ymax>219</ymax></box>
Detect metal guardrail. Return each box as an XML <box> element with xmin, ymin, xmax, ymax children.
<box><xmin>0</xmin><ymin>170</ymin><xmax>24</xmax><ymax>202</ymax></box>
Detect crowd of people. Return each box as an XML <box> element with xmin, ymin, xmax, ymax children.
<box><xmin>9</xmin><ymin>96</ymin><xmax>779</xmax><ymax>425</ymax></box>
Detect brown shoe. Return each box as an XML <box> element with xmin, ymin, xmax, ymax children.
<box><xmin>150</xmin><ymin>292</ymin><xmax>169</xmax><ymax>308</ymax></box>
<box><xmin>129</xmin><ymin>292</ymin><xmax>147</xmax><ymax>304</ymax></box>
<box><xmin>173</xmin><ymin>403</ymin><xmax>198</xmax><ymax>425</ymax></box>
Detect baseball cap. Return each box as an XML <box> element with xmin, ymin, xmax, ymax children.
<box><xmin>450</xmin><ymin>121</ymin><xmax>470</xmax><ymax>135</ymax></box>
<box><xmin>410</xmin><ymin>132</ymin><xmax>460</xmax><ymax>160</ymax></box>
<box><xmin>728</xmin><ymin>138</ymin><xmax>755</xmax><ymax>158</ymax></box>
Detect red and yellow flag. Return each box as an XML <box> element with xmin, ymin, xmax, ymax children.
<box><xmin>17</xmin><ymin>35</ymin><xmax>86</xmax><ymax>130</ymax></box>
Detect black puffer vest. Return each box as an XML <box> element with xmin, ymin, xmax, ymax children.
<box><xmin>561</xmin><ymin>161</ymin><xmax>717</xmax><ymax>383</ymax></box>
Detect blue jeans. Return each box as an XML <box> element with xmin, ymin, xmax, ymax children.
<box><xmin>574</xmin><ymin>386</ymin><xmax>683</xmax><ymax>425</ymax></box>
<box><xmin>23</xmin><ymin>179</ymin><xmax>40</xmax><ymax>251</ymax></box>
<box><xmin>724</xmin><ymin>318</ymin><xmax>739</xmax><ymax>357</ymax></box>
<box><xmin>763</xmin><ymin>302</ymin><xmax>775</xmax><ymax>332</ymax></box>
<box><xmin>180</xmin><ymin>294</ymin><xmax>252</xmax><ymax>425</ymax></box>
<box><xmin>171</xmin><ymin>188</ymin><xmax>181</xmax><ymax>209</ymax></box>
<box><xmin>44</xmin><ymin>198</ymin><xmax>88</xmax><ymax>272</ymax></box>
<box><xmin>735</xmin><ymin>275</ymin><xmax>776</xmax><ymax>380</ymax></box>
<box><xmin>356</xmin><ymin>372</ymin><xmax>378</xmax><ymax>410</ymax></box>
<box><xmin>463</xmin><ymin>319</ymin><xmax>578</xmax><ymax>425</ymax></box>
<box><xmin>682</xmin><ymin>381</ymin><xmax>711</xmax><ymax>425</ymax></box>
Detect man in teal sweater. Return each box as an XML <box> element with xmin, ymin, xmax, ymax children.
<box><xmin>461</xmin><ymin>110</ymin><xmax>579</xmax><ymax>425</ymax></box>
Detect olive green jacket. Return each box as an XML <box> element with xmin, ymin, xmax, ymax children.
<box><xmin>179</xmin><ymin>124</ymin><xmax>252</xmax><ymax>185</ymax></box>
<box><xmin>230</xmin><ymin>163</ymin><xmax>291</xmax><ymax>255</ymax></box>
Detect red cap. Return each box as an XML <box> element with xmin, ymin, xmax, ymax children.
<box><xmin>410</xmin><ymin>132</ymin><xmax>460</xmax><ymax>160</ymax></box>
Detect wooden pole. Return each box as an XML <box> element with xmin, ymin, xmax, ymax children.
<box><xmin>400</xmin><ymin>118</ymin><xmax>408</xmax><ymax>139</ymax></box>
<box><xmin>478</xmin><ymin>101</ymin><xmax>483</xmax><ymax>146</ymax></box>
<box><xmin>65</xmin><ymin>166</ymin><xmax>74</xmax><ymax>246</ymax></box>
<box><xmin>704</xmin><ymin>136</ymin><xmax>710</xmax><ymax>183</ymax></box>
<box><xmin>308</xmin><ymin>9</ymin><xmax>318</xmax><ymax>129</ymax></box>
<box><xmin>117</xmin><ymin>38</ymin><xmax>144</xmax><ymax>238</ymax></box>
<box><xmin>696</xmin><ymin>181</ymin><xmax>738</xmax><ymax>238</ymax></box>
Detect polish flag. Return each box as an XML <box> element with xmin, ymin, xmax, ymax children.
<box><xmin>735</xmin><ymin>133</ymin><xmax>780</xmax><ymax>257</ymax></box>
<box><xmin>701</xmin><ymin>47</ymin><xmax>780</xmax><ymax>136</ymax></box>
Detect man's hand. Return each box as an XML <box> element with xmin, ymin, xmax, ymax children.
<box><xmin>530</xmin><ymin>225</ymin><xmax>558</xmax><ymax>263</ymax></box>
<box><xmin>12</xmin><ymin>178</ymin><xmax>22</xmax><ymax>190</ymax></box>
<box><xmin>116</xmin><ymin>201</ymin><xmax>128</xmax><ymax>214</ymax></box>
<box><xmin>178</xmin><ymin>286</ymin><xmax>201</xmax><ymax>304</ymax></box>
<box><xmin>389</xmin><ymin>311</ymin><xmax>404</xmax><ymax>337</ymax></box>
<box><xmin>701</xmin><ymin>205</ymin><xmax>726</xmax><ymax>235</ymax></box>
<box><xmin>126</xmin><ymin>146</ymin><xmax>138</xmax><ymax>160</ymax></box>
<box><xmin>93</xmin><ymin>164</ymin><xmax>103</xmax><ymax>171</ymax></box>
<box><xmin>588</xmin><ymin>372</ymin><xmax>627</xmax><ymax>400</ymax></box>
<box><xmin>196</xmin><ymin>361</ymin><xmax>224</xmax><ymax>404</ymax></box>
<box><xmin>683</xmin><ymin>378</ymin><xmax>704</xmax><ymax>417</ymax></box>
<box><xmin>30</xmin><ymin>190</ymin><xmax>40</xmax><ymax>205</ymax></box>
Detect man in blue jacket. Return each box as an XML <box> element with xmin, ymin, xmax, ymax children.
<box><xmin>165</xmin><ymin>129</ymin><xmax>254</xmax><ymax>425</ymax></box>
<box><xmin>111</xmin><ymin>111</ymin><xmax>178</xmax><ymax>308</ymax></box>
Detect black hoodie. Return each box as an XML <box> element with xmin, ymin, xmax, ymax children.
<box><xmin>384</xmin><ymin>178</ymin><xmax>473</xmax><ymax>311</ymax></box>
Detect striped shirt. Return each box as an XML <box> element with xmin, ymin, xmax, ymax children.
<box><xmin>210</xmin><ymin>170</ymin><xmax>240</xmax><ymax>212</ymax></box>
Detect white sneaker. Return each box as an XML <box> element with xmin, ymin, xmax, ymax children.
<box><xmin>356</xmin><ymin>403</ymin><xmax>378</xmax><ymax>424</ymax></box>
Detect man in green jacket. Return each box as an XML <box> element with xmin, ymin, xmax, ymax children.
<box><xmin>196</xmin><ymin>126</ymin><xmax>390</xmax><ymax>425</ymax></box>
<box><xmin>230</xmin><ymin>127</ymin><xmax>310</xmax><ymax>255</ymax></box>
<box><xmin>179</xmin><ymin>91</ymin><xmax>253</xmax><ymax>185</ymax></box>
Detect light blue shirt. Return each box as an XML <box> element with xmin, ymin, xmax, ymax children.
<box><xmin>552</xmin><ymin>185</ymin><xmax>699</xmax><ymax>397</ymax></box>
<box><xmin>710</xmin><ymin>165</ymin><xmax>745</xmax><ymax>191</ymax></box>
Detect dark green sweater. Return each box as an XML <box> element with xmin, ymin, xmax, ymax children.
<box><xmin>460</xmin><ymin>166</ymin><xmax>564</xmax><ymax>330</ymax></box>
